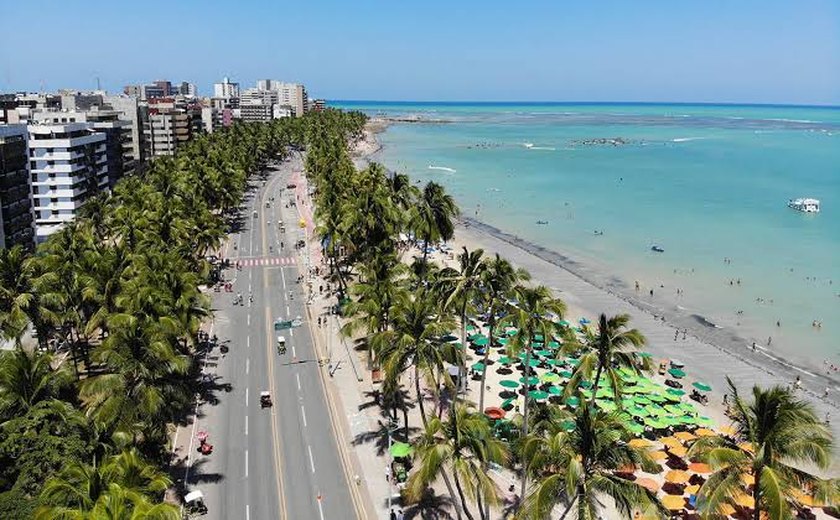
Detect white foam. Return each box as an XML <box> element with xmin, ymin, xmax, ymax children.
<box><xmin>529</xmin><ymin>146</ymin><xmax>557</xmax><ymax>151</ymax></box>
<box><xmin>671</xmin><ymin>137</ymin><xmax>706</xmax><ymax>143</ymax></box>
<box><xmin>428</xmin><ymin>165</ymin><xmax>456</xmax><ymax>173</ymax></box>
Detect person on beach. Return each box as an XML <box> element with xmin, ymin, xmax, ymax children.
<box><xmin>794</xmin><ymin>376</ymin><xmax>802</xmax><ymax>391</ymax></box>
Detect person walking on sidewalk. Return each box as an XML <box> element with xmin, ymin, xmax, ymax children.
<box><xmin>390</xmin><ymin>509</ymin><xmax>397</xmax><ymax>520</ymax></box>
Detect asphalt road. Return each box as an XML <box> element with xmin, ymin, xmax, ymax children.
<box><xmin>184</xmin><ymin>161</ymin><xmax>357</xmax><ymax>520</ymax></box>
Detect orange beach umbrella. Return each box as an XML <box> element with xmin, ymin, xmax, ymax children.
<box><xmin>661</xmin><ymin>495</ymin><xmax>686</xmax><ymax>511</ymax></box>
<box><xmin>635</xmin><ymin>478</ymin><xmax>659</xmax><ymax>492</ymax></box>
<box><xmin>688</xmin><ymin>462</ymin><xmax>712</xmax><ymax>474</ymax></box>
<box><xmin>665</xmin><ymin>470</ymin><xmax>691</xmax><ymax>484</ymax></box>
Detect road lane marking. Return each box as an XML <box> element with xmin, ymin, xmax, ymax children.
<box><xmin>308</xmin><ymin>445</ymin><xmax>316</xmax><ymax>473</ymax></box>
<box><xmin>245</xmin><ymin>449</ymin><xmax>249</xmax><ymax>477</ymax></box>
<box><xmin>281</xmin><ymin>268</ymin><xmax>286</xmax><ymax>290</ymax></box>
<box><xmin>246</xmin><ymin>505</ymin><xmax>250</xmax><ymax>520</ymax></box>
<box><xmin>246</xmin><ymin>358</ymin><xmax>250</xmax><ymax>375</ymax></box>
<box><xmin>247</xmin><ymin>336</ymin><xmax>250</xmax><ymax>348</ymax></box>
<box><xmin>317</xmin><ymin>493</ymin><xmax>326</xmax><ymax>520</ymax></box>
<box><xmin>301</xmin><ymin>405</ymin><xmax>307</xmax><ymax>427</ymax></box>
<box><xmin>292</xmin><ymin>345</ymin><xmax>296</xmax><ymax>359</ymax></box>
<box><xmin>245</xmin><ymin>415</ymin><xmax>249</xmax><ymax>436</ymax></box>
<box><xmin>286</xmin><ymin>305</ymin><xmax>290</xmax><ymax>315</ymax></box>
<box><xmin>296</xmin><ymin>373</ymin><xmax>301</xmax><ymax>391</ymax></box>
<box><xmin>265</xmin><ymin>304</ymin><xmax>289</xmax><ymax>519</ymax></box>
<box><xmin>247</xmin><ymin>314</ymin><xmax>251</xmax><ymax>326</ymax></box>
<box><xmin>245</xmin><ymin>387</ymin><xmax>249</xmax><ymax>407</ymax></box>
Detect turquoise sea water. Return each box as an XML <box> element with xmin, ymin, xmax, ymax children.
<box><xmin>334</xmin><ymin>102</ymin><xmax>840</xmax><ymax>371</ymax></box>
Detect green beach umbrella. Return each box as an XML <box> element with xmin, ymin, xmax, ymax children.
<box><xmin>534</xmin><ymin>334</ymin><xmax>544</xmax><ymax>341</ymax></box>
<box><xmin>473</xmin><ymin>336</ymin><xmax>489</xmax><ymax>347</ymax></box>
<box><xmin>626</xmin><ymin>422</ymin><xmax>645</xmax><ymax>435</ymax></box>
<box><xmin>664</xmin><ymin>404</ymin><xmax>683</xmax><ymax>415</ymax></box>
<box><xmin>468</xmin><ymin>333</ymin><xmax>483</xmax><ymax>341</ymax></box>
<box><xmin>390</xmin><ymin>442</ymin><xmax>413</xmax><ymax>458</ymax></box>
<box><xmin>692</xmin><ymin>382</ymin><xmax>712</xmax><ymax>392</ymax></box>
<box><xmin>696</xmin><ymin>416</ymin><xmax>715</xmax><ymax>427</ymax></box>
<box><xmin>629</xmin><ymin>405</ymin><xmax>648</xmax><ymax>417</ymax></box>
<box><xmin>501</xmin><ymin>397</ymin><xmax>515</xmax><ymax>409</ymax></box>
<box><xmin>545</xmin><ymin>358</ymin><xmax>561</xmax><ymax>366</ymax></box>
<box><xmin>633</xmin><ymin>395</ymin><xmax>651</xmax><ymax>406</ymax></box>
<box><xmin>677</xmin><ymin>402</ymin><xmax>697</xmax><ymax>414</ymax></box>
<box><xmin>597</xmin><ymin>400</ymin><xmax>618</xmax><ymax>412</ymax></box>
<box><xmin>529</xmin><ymin>390</ymin><xmax>549</xmax><ymax>400</ymax></box>
<box><xmin>560</xmin><ymin>419</ymin><xmax>576</xmax><ymax>432</ymax></box>
<box><xmin>541</xmin><ymin>373</ymin><xmax>561</xmax><ymax>383</ymax></box>
<box><xmin>662</xmin><ymin>392</ymin><xmax>681</xmax><ymax>403</ymax></box>
<box><xmin>666</xmin><ymin>388</ymin><xmax>686</xmax><ymax>397</ymax></box>
<box><xmin>519</xmin><ymin>376</ymin><xmax>540</xmax><ymax>386</ymax></box>
<box><xmin>506</xmin><ymin>329</ymin><xmax>518</xmax><ymax>336</ymax></box>
<box><xmin>496</xmin><ymin>337</ymin><xmax>509</xmax><ymax>346</ymax></box>
<box><xmin>548</xmin><ymin>385</ymin><xmax>562</xmax><ymax>395</ymax></box>
<box><xmin>525</xmin><ymin>358</ymin><xmax>541</xmax><ymax>367</ymax></box>
<box><xmin>579</xmin><ymin>380</ymin><xmax>593</xmax><ymax>389</ymax></box>
<box><xmin>471</xmin><ymin>362</ymin><xmax>486</xmax><ymax>372</ymax></box>
<box><xmin>644</xmin><ymin>417</ymin><xmax>667</xmax><ymax>429</ymax></box>
<box><xmin>559</xmin><ymin>370</ymin><xmax>574</xmax><ymax>379</ymax></box>
<box><xmin>534</xmin><ymin>349</ymin><xmax>552</xmax><ymax>358</ymax></box>
<box><xmin>637</xmin><ymin>351</ymin><xmax>653</xmax><ymax>358</ymax></box>
<box><xmin>668</xmin><ymin>368</ymin><xmax>686</xmax><ymax>378</ymax></box>
<box><xmin>566</xmin><ymin>358</ymin><xmax>581</xmax><ymax>367</ymax></box>
<box><xmin>558</xmin><ymin>319</ymin><xmax>570</xmax><ymax>327</ymax></box>
<box><xmin>499</xmin><ymin>379</ymin><xmax>520</xmax><ymax>389</ymax></box>
<box><xmin>647</xmin><ymin>393</ymin><xmax>668</xmax><ymax>403</ymax></box>
<box><xmin>497</xmin><ymin>356</ymin><xmax>514</xmax><ymax>365</ymax></box>
<box><xmin>566</xmin><ymin>396</ymin><xmax>581</xmax><ymax>407</ymax></box>
<box><xmin>547</xmin><ymin>341</ymin><xmax>561</xmax><ymax>349</ymax></box>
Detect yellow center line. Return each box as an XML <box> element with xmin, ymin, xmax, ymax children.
<box><xmin>266</xmin><ymin>303</ymin><xmax>288</xmax><ymax>520</ymax></box>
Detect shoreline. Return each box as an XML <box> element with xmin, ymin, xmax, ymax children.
<box><xmin>356</xmin><ymin>120</ymin><xmax>840</xmax><ymax>465</ymax></box>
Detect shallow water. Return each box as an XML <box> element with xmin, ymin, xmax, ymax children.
<box><xmin>335</xmin><ymin>101</ymin><xmax>840</xmax><ymax>372</ymax></box>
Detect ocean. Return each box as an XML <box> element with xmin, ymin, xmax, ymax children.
<box><xmin>332</xmin><ymin>101</ymin><xmax>840</xmax><ymax>373</ymax></box>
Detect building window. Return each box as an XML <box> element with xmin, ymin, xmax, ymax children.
<box><xmin>51</xmin><ymin>210</ymin><xmax>59</xmax><ymax>216</ymax></box>
<box><xmin>50</xmin><ymin>198</ymin><xmax>58</xmax><ymax>203</ymax></box>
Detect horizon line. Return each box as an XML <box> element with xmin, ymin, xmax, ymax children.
<box><xmin>328</xmin><ymin>99</ymin><xmax>840</xmax><ymax>110</ymax></box>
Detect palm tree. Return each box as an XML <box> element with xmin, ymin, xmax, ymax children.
<box><xmin>500</xmin><ymin>284</ymin><xmax>566</xmax><ymax>502</ymax></box>
<box><xmin>477</xmin><ymin>254</ymin><xmax>530</xmax><ymax>412</ymax></box>
<box><xmin>408</xmin><ymin>403</ymin><xmax>509</xmax><ymax>520</ymax></box>
<box><xmin>36</xmin><ymin>448</ymin><xmax>174</xmax><ymax>519</ymax></box>
<box><xmin>443</xmin><ymin>247</ymin><xmax>486</xmax><ymax>399</ymax></box>
<box><xmin>413</xmin><ymin>181</ymin><xmax>459</xmax><ymax>282</ymax></box>
<box><xmin>0</xmin><ymin>347</ymin><xmax>71</xmax><ymax>421</ymax></box>
<box><xmin>373</xmin><ymin>290</ymin><xmax>457</xmax><ymax>429</ymax></box>
<box><xmin>565</xmin><ymin>313</ymin><xmax>646</xmax><ymax>407</ymax></box>
<box><xmin>0</xmin><ymin>244</ymin><xmax>36</xmax><ymax>343</ymax></box>
<box><xmin>519</xmin><ymin>406</ymin><xmax>664</xmax><ymax>520</ymax></box>
<box><xmin>690</xmin><ymin>378</ymin><xmax>836</xmax><ymax>520</ymax></box>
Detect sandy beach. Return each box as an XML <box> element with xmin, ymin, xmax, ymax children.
<box><xmin>357</xmin><ymin>121</ymin><xmax>840</xmax><ymax>475</ymax></box>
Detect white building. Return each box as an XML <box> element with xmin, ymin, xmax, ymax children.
<box><xmin>27</xmin><ymin>122</ymin><xmax>108</xmax><ymax>242</ymax></box>
<box><xmin>213</xmin><ymin>77</ymin><xmax>240</xmax><ymax>100</ymax></box>
<box><xmin>255</xmin><ymin>80</ymin><xmax>308</xmax><ymax>117</ymax></box>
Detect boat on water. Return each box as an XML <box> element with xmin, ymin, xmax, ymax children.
<box><xmin>651</xmin><ymin>245</ymin><xmax>665</xmax><ymax>253</ymax></box>
<box><xmin>787</xmin><ymin>198</ymin><xmax>820</xmax><ymax>213</ymax></box>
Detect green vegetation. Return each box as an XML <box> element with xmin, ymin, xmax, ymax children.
<box><xmin>307</xmin><ymin>115</ymin><xmax>837</xmax><ymax>519</ymax></box>
<box><xmin>0</xmin><ymin>110</ymin><xmax>366</xmax><ymax>518</ymax></box>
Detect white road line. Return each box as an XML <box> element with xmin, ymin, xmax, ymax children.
<box><xmin>317</xmin><ymin>493</ymin><xmax>325</xmax><ymax>520</ymax></box>
<box><xmin>246</xmin><ymin>358</ymin><xmax>250</xmax><ymax>375</ymax></box>
<box><xmin>296</xmin><ymin>373</ymin><xmax>301</xmax><ymax>391</ymax></box>
<box><xmin>292</xmin><ymin>345</ymin><xmax>296</xmax><ymax>358</ymax></box>
<box><xmin>286</xmin><ymin>305</ymin><xmax>290</xmax><ymax>315</ymax></box>
<box><xmin>247</xmin><ymin>314</ymin><xmax>251</xmax><ymax>326</ymax></box>
<box><xmin>245</xmin><ymin>449</ymin><xmax>249</xmax><ymax>477</ymax></box>
<box><xmin>281</xmin><ymin>269</ymin><xmax>286</xmax><ymax>290</ymax></box>
<box><xmin>247</xmin><ymin>336</ymin><xmax>250</xmax><ymax>348</ymax></box>
<box><xmin>245</xmin><ymin>387</ymin><xmax>249</xmax><ymax>407</ymax></box>
<box><xmin>246</xmin><ymin>505</ymin><xmax>250</xmax><ymax>520</ymax></box>
<box><xmin>245</xmin><ymin>415</ymin><xmax>249</xmax><ymax>436</ymax></box>
<box><xmin>301</xmin><ymin>405</ymin><xmax>307</xmax><ymax>427</ymax></box>
<box><xmin>308</xmin><ymin>445</ymin><xmax>316</xmax><ymax>473</ymax></box>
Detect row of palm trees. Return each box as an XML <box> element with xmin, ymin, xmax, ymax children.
<box><xmin>0</xmin><ymin>110</ymin><xmax>368</xmax><ymax>517</ymax></box>
<box><xmin>303</xmin><ymin>119</ymin><xmax>837</xmax><ymax>518</ymax></box>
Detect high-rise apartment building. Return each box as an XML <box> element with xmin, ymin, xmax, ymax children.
<box><xmin>27</xmin><ymin>122</ymin><xmax>108</xmax><ymax>242</ymax></box>
<box><xmin>141</xmin><ymin>98</ymin><xmax>202</xmax><ymax>158</ymax></box>
<box><xmin>255</xmin><ymin>80</ymin><xmax>308</xmax><ymax>117</ymax></box>
<box><xmin>178</xmin><ymin>82</ymin><xmax>197</xmax><ymax>97</ymax></box>
<box><xmin>213</xmin><ymin>77</ymin><xmax>240</xmax><ymax>100</ymax></box>
<box><xmin>0</xmin><ymin>125</ymin><xmax>35</xmax><ymax>249</ymax></box>
<box><xmin>103</xmin><ymin>95</ymin><xmax>143</xmax><ymax>168</ymax></box>
<box><xmin>239</xmin><ymin>89</ymin><xmax>279</xmax><ymax>123</ymax></box>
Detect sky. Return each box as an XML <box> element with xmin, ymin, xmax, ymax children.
<box><xmin>2</xmin><ymin>0</ymin><xmax>839</xmax><ymax>105</ymax></box>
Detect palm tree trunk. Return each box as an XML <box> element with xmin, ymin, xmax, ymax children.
<box><xmin>479</xmin><ymin>312</ymin><xmax>496</xmax><ymax>520</ymax></box>
<box><xmin>519</xmin><ymin>344</ymin><xmax>532</xmax><ymax>503</ymax></box>
<box><xmin>441</xmin><ymin>471</ymin><xmax>465</xmax><ymax>520</ymax></box>
<box><xmin>452</xmin><ymin>470</ymin><xmax>475</xmax><ymax>520</ymax></box>
<box><xmin>476</xmin><ymin>482</ymin><xmax>487</xmax><ymax>520</ymax></box>
<box><xmin>415</xmin><ymin>364</ymin><xmax>429</xmax><ymax>429</ymax></box>
<box><xmin>420</xmin><ymin>236</ymin><xmax>430</xmax><ymax>282</ymax></box>
<box><xmin>558</xmin><ymin>494</ymin><xmax>579</xmax><ymax>520</ymax></box>
<box><xmin>752</xmin><ymin>468</ymin><xmax>761</xmax><ymax>520</ymax></box>
<box><xmin>589</xmin><ymin>362</ymin><xmax>605</xmax><ymax>408</ymax></box>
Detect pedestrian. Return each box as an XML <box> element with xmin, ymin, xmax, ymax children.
<box><xmin>396</xmin><ymin>510</ymin><xmax>404</xmax><ymax>520</ymax></box>
<box><xmin>390</xmin><ymin>509</ymin><xmax>397</xmax><ymax>520</ymax></box>
<box><xmin>682</xmin><ymin>329</ymin><xmax>687</xmax><ymax>340</ymax></box>
<box><xmin>385</xmin><ymin>464</ymin><xmax>391</xmax><ymax>483</ymax></box>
